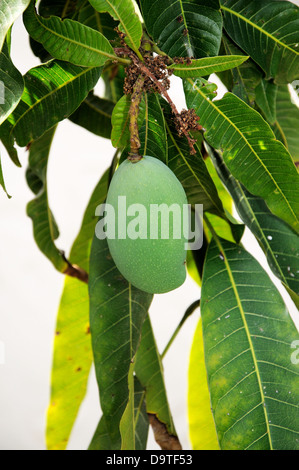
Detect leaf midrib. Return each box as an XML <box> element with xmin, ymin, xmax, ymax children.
<box><xmin>188</xmin><ymin>78</ymin><xmax>298</xmax><ymax>226</ymax></box>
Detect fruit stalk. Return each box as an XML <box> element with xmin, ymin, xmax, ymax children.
<box><xmin>128</xmin><ymin>75</ymin><xmax>145</xmax><ymax>161</ymax></box>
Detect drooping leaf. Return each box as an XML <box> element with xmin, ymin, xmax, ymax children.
<box><xmin>26</xmin><ymin>126</ymin><xmax>68</xmax><ymax>272</ymax></box>
<box><xmin>111</xmin><ymin>93</ymin><xmax>146</xmax><ymax>149</ymax></box>
<box><xmin>162</xmin><ymin>99</ymin><xmax>224</xmax><ymax>216</ymax></box>
<box><xmin>0</xmin><ymin>150</ymin><xmax>10</xmax><ymax>198</ymax></box>
<box><xmin>184</xmin><ymin>78</ymin><xmax>299</xmax><ymax>233</ymax></box>
<box><xmin>69</xmin><ymin>92</ymin><xmax>114</xmax><ymax>139</ymax></box>
<box><xmin>255</xmin><ymin>79</ymin><xmax>278</xmax><ymax>125</ymax></box>
<box><xmin>140</xmin><ymin>0</ymin><xmax>223</xmax><ymax>58</ymax></box>
<box><xmin>23</xmin><ymin>3</ymin><xmax>118</xmax><ymax>67</ymax></box>
<box><xmin>221</xmin><ymin>0</ymin><xmax>299</xmax><ymax>84</ymax></box>
<box><xmin>119</xmin><ymin>361</ymin><xmax>135</xmax><ymax>449</ymax></box>
<box><xmin>89</xmin><ymin>0</ymin><xmax>143</xmax><ymax>57</ymax></box>
<box><xmin>89</xmin><ymin>235</ymin><xmax>153</xmax><ymax>448</ymax></box>
<box><xmin>0</xmin><ymin>0</ymin><xmax>30</xmax><ymax>51</ymax></box>
<box><xmin>0</xmin><ymin>120</ymin><xmax>21</xmax><ymax>167</ymax></box>
<box><xmin>169</xmin><ymin>55</ymin><xmax>248</xmax><ymax>79</ymax></box>
<box><xmin>46</xmin><ymin>168</ymin><xmax>110</xmax><ymax>450</ymax></box>
<box><xmin>0</xmin><ymin>42</ymin><xmax>24</xmax><ymax>126</ymax></box>
<box><xmin>78</xmin><ymin>3</ymin><xmax>118</xmax><ymax>39</ymax></box>
<box><xmin>201</xmin><ymin>237</ymin><xmax>299</xmax><ymax>450</ymax></box>
<box><xmin>135</xmin><ymin>315</ymin><xmax>177</xmax><ymax>437</ymax></box>
<box><xmin>188</xmin><ymin>318</ymin><xmax>219</xmax><ymax>450</ymax></box>
<box><xmin>217</xmin><ymin>33</ymin><xmax>263</xmax><ymax>106</ymax></box>
<box><xmin>271</xmin><ymin>85</ymin><xmax>299</xmax><ymax>164</ymax></box>
<box><xmin>209</xmin><ymin>148</ymin><xmax>299</xmax><ymax>299</ymax></box>
<box><xmin>7</xmin><ymin>60</ymin><xmax>102</xmax><ymax>147</ymax></box>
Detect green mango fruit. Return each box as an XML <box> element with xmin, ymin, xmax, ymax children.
<box><xmin>104</xmin><ymin>156</ymin><xmax>188</xmax><ymax>294</ymax></box>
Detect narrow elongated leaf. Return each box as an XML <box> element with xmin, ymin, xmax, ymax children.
<box><xmin>255</xmin><ymin>79</ymin><xmax>278</xmax><ymax>125</ymax></box>
<box><xmin>8</xmin><ymin>60</ymin><xmax>102</xmax><ymax>147</ymax></box>
<box><xmin>184</xmin><ymin>78</ymin><xmax>299</xmax><ymax>233</ymax></box>
<box><xmin>69</xmin><ymin>92</ymin><xmax>114</xmax><ymax>139</ymax></box>
<box><xmin>89</xmin><ymin>0</ymin><xmax>143</xmax><ymax>57</ymax></box>
<box><xmin>201</xmin><ymin>237</ymin><xmax>299</xmax><ymax>450</ymax></box>
<box><xmin>0</xmin><ymin>151</ymin><xmax>10</xmax><ymax>197</ymax></box>
<box><xmin>140</xmin><ymin>0</ymin><xmax>223</xmax><ymax>58</ymax></box>
<box><xmin>271</xmin><ymin>85</ymin><xmax>299</xmax><ymax>164</ymax></box>
<box><xmin>169</xmin><ymin>55</ymin><xmax>248</xmax><ymax>78</ymax></box>
<box><xmin>119</xmin><ymin>362</ymin><xmax>135</xmax><ymax>449</ymax></box>
<box><xmin>135</xmin><ymin>315</ymin><xmax>176</xmax><ymax>437</ymax></box>
<box><xmin>46</xmin><ymin>168</ymin><xmax>110</xmax><ymax>450</ymax></box>
<box><xmin>221</xmin><ymin>0</ymin><xmax>299</xmax><ymax>84</ymax></box>
<box><xmin>111</xmin><ymin>93</ymin><xmax>145</xmax><ymax>148</ymax></box>
<box><xmin>26</xmin><ymin>126</ymin><xmax>68</xmax><ymax>272</ymax></box>
<box><xmin>0</xmin><ymin>42</ymin><xmax>24</xmax><ymax>126</ymax></box>
<box><xmin>23</xmin><ymin>4</ymin><xmax>117</xmax><ymax>67</ymax></box>
<box><xmin>209</xmin><ymin>149</ymin><xmax>299</xmax><ymax>298</ymax></box>
<box><xmin>89</xmin><ymin>235</ymin><xmax>153</xmax><ymax>448</ymax></box>
<box><xmin>0</xmin><ymin>0</ymin><xmax>30</xmax><ymax>51</ymax></box>
<box><xmin>162</xmin><ymin>100</ymin><xmax>224</xmax><ymax>216</ymax></box>
<box><xmin>188</xmin><ymin>318</ymin><xmax>219</xmax><ymax>450</ymax></box>
<box><xmin>217</xmin><ymin>34</ymin><xmax>263</xmax><ymax>106</ymax></box>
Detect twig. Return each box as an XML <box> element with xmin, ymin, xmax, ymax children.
<box><xmin>128</xmin><ymin>75</ymin><xmax>145</xmax><ymax>161</ymax></box>
<box><xmin>60</xmin><ymin>251</ymin><xmax>89</xmax><ymax>284</ymax></box>
<box><xmin>148</xmin><ymin>414</ymin><xmax>182</xmax><ymax>450</ymax></box>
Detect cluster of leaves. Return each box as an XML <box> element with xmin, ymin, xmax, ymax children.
<box><xmin>1</xmin><ymin>0</ymin><xmax>299</xmax><ymax>451</ymax></box>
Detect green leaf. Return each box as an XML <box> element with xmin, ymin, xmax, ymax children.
<box><xmin>209</xmin><ymin>149</ymin><xmax>299</xmax><ymax>299</ymax></box>
<box><xmin>26</xmin><ymin>126</ymin><xmax>68</xmax><ymax>272</ymax></box>
<box><xmin>135</xmin><ymin>315</ymin><xmax>177</xmax><ymax>437</ymax></box>
<box><xmin>78</xmin><ymin>3</ymin><xmax>118</xmax><ymax>39</ymax></box>
<box><xmin>255</xmin><ymin>79</ymin><xmax>278</xmax><ymax>125</ymax></box>
<box><xmin>23</xmin><ymin>3</ymin><xmax>118</xmax><ymax>67</ymax></box>
<box><xmin>89</xmin><ymin>235</ymin><xmax>153</xmax><ymax>448</ymax></box>
<box><xmin>201</xmin><ymin>237</ymin><xmax>299</xmax><ymax>450</ymax></box>
<box><xmin>271</xmin><ymin>85</ymin><xmax>299</xmax><ymax>164</ymax></box>
<box><xmin>111</xmin><ymin>93</ymin><xmax>146</xmax><ymax>149</ymax></box>
<box><xmin>217</xmin><ymin>34</ymin><xmax>263</xmax><ymax>106</ymax></box>
<box><xmin>0</xmin><ymin>42</ymin><xmax>24</xmax><ymax>126</ymax></box>
<box><xmin>140</xmin><ymin>0</ymin><xmax>223</xmax><ymax>58</ymax></box>
<box><xmin>8</xmin><ymin>60</ymin><xmax>102</xmax><ymax>147</ymax></box>
<box><xmin>162</xmin><ymin>100</ymin><xmax>224</xmax><ymax>216</ymax></box>
<box><xmin>0</xmin><ymin>150</ymin><xmax>10</xmax><ymax>198</ymax></box>
<box><xmin>119</xmin><ymin>361</ymin><xmax>135</xmax><ymax>449</ymax></box>
<box><xmin>0</xmin><ymin>0</ymin><xmax>30</xmax><ymax>51</ymax></box>
<box><xmin>169</xmin><ymin>55</ymin><xmax>248</xmax><ymax>78</ymax></box>
<box><xmin>184</xmin><ymin>78</ymin><xmax>299</xmax><ymax>233</ymax></box>
<box><xmin>0</xmin><ymin>120</ymin><xmax>21</xmax><ymax>167</ymax></box>
<box><xmin>46</xmin><ymin>168</ymin><xmax>110</xmax><ymax>450</ymax></box>
<box><xmin>69</xmin><ymin>92</ymin><xmax>114</xmax><ymax>139</ymax></box>
<box><xmin>89</xmin><ymin>0</ymin><xmax>143</xmax><ymax>57</ymax></box>
<box><xmin>188</xmin><ymin>318</ymin><xmax>219</xmax><ymax>450</ymax></box>
<box><xmin>221</xmin><ymin>0</ymin><xmax>299</xmax><ymax>84</ymax></box>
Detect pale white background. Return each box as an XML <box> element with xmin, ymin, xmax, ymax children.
<box><xmin>0</xmin><ymin>2</ymin><xmax>298</xmax><ymax>450</ymax></box>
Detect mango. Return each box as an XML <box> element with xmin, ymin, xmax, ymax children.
<box><xmin>104</xmin><ymin>156</ymin><xmax>188</xmax><ymax>293</ymax></box>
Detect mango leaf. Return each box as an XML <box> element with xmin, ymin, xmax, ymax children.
<box><xmin>23</xmin><ymin>3</ymin><xmax>118</xmax><ymax>67</ymax></box>
<box><xmin>139</xmin><ymin>0</ymin><xmax>223</xmax><ymax>58</ymax></box>
<box><xmin>119</xmin><ymin>362</ymin><xmax>135</xmax><ymax>449</ymax></box>
<box><xmin>209</xmin><ymin>148</ymin><xmax>299</xmax><ymax>299</ymax></box>
<box><xmin>89</xmin><ymin>0</ymin><xmax>143</xmax><ymax>58</ymax></box>
<box><xmin>221</xmin><ymin>0</ymin><xmax>299</xmax><ymax>85</ymax></box>
<box><xmin>169</xmin><ymin>55</ymin><xmax>248</xmax><ymax>78</ymax></box>
<box><xmin>135</xmin><ymin>315</ymin><xmax>177</xmax><ymax>437</ymax></box>
<box><xmin>46</xmin><ymin>168</ymin><xmax>110</xmax><ymax>450</ymax></box>
<box><xmin>7</xmin><ymin>60</ymin><xmax>102</xmax><ymax>147</ymax></box>
<box><xmin>0</xmin><ymin>120</ymin><xmax>21</xmax><ymax>166</ymax></box>
<box><xmin>271</xmin><ymin>85</ymin><xmax>299</xmax><ymax>164</ymax></box>
<box><xmin>0</xmin><ymin>151</ymin><xmax>10</xmax><ymax>198</ymax></box>
<box><xmin>184</xmin><ymin>78</ymin><xmax>299</xmax><ymax>233</ymax></box>
<box><xmin>69</xmin><ymin>92</ymin><xmax>114</xmax><ymax>139</ymax></box>
<box><xmin>217</xmin><ymin>33</ymin><xmax>263</xmax><ymax>106</ymax></box>
<box><xmin>111</xmin><ymin>93</ymin><xmax>146</xmax><ymax>149</ymax></box>
<box><xmin>78</xmin><ymin>3</ymin><xmax>118</xmax><ymax>39</ymax></box>
<box><xmin>26</xmin><ymin>126</ymin><xmax>68</xmax><ymax>272</ymax></box>
<box><xmin>89</xmin><ymin>235</ymin><xmax>153</xmax><ymax>448</ymax></box>
<box><xmin>255</xmin><ymin>79</ymin><xmax>278</xmax><ymax>125</ymax></box>
<box><xmin>201</xmin><ymin>236</ymin><xmax>299</xmax><ymax>450</ymax></box>
<box><xmin>89</xmin><ymin>377</ymin><xmax>149</xmax><ymax>450</ymax></box>
<box><xmin>0</xmin><ymin>0</ymin><xmax>30</xmax><ymax>51</ymax></box>
<box><xmin>188</xmin><ymin>318</ymin><xmax>219</xmax><ymax>450</ymax></box>
<box><xmin>0</xmin><ymin>42</ymin><xmax>24</xmax><ymax>126</ymax></box>
<box><xmin>161</xmin><ymin>100</ymin><xmax>224</xmax><ymax>216</ymax></box>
